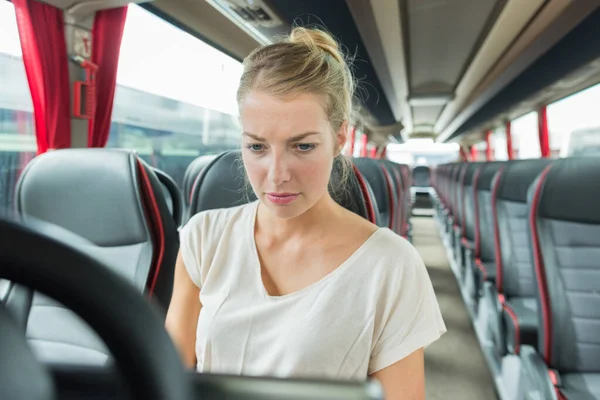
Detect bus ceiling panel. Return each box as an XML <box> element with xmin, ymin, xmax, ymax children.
<box><xmin>446</xmin><ymin>4</ymin><xmax>600</xmax><ymax>142</ymax></box>
<box><xmin>401</xmin><ymin>0</ymin><xmax>506</xmax><ymax>137</ymax></box>
<box><xmin>404</xmin><ymin>0</ymin><xmax>506</xmax><ymax>96</ymax></box>
<box><xmin>345</xmin><ymin>0</ymin><xmax>402</xmax><ymax>123</ymax></box>
<box><xmin>433</xmin><ymin>0</ymin><xmax>546</xmax><ymax>135</ymax></box>
<box><xmin>146</xmin><ymin>0</ymin><xmax>260</xmax><ymax>62</ymax></box>
<box><xmin>266</xmin><ymin>0</ymin><xmax>397</xmax><ymax>127</ymax></box>
<box><xmin>439</xmin><ymin>0</ymin><xmax>600</xmax><ymax>142</ymax></box>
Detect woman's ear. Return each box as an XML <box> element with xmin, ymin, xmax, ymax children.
<box><xmin>335</xmin><ymin>121</ymin><xmax>349</xmax><ymax>155</ymax></box>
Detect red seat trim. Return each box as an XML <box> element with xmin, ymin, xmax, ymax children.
<box><xmin>136</xmin><ymin>159</ymin><xmax>165</xmax><ymax>296</ymax></box>
<box><xmin>529</xmin><ymin>165</ymin><xmax>554</xmax><ymax>364</ymax></box>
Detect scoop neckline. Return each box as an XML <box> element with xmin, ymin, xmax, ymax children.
<box><xmin>247</xmin><ymin>201</ymin><xmax>383</xmax><ymax>300</ymax></box>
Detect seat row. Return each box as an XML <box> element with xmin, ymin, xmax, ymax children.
<box><xmin>431</xmin><ymin>157</ymin><xmax>600</xmax><ymax>400</ymax></box>
<box><xmin>1</xmin><ymin>148</ymin><xmax>414</xmax><ymax>368</ymax></box>
<box><xmin>181</xmin><ymin>152</ymin><xmax>414</xmax><ymax>240</ymax></box>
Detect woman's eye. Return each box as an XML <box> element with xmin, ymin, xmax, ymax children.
<box><xmin>296</xmin><ymin>143</ymin><xmax>316</xmax><ymax>152</ymax></box>
<box><xmin>248</xmin><ymin>144</ymin><xmax>264</xmax><ymax>152</ymax></box>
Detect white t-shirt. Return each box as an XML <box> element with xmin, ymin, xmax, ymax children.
<box><xmin>179</xmin><ymin>201</ymin><xmax>446</xmax><ymax>380</ymax></box>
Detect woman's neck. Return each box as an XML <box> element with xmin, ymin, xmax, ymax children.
<box><xmin>255</xmin><ymin>195</ymin><xmax>342</xmax><ymax>242</ymax></box>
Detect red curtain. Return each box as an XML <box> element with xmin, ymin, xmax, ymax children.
<box><xmin>13</xmin><ymin>0</ymin><xmax>71</xmax><ymax>154</ymax></box>
<box><xmin>88</xmin><ymin>6</ymin><xmax>128</xmax><ymax>147</ymax></box>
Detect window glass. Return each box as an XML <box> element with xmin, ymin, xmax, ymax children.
<box><xmin>547</xmin><ymin>82</ymin><xmax>600</xmax><ymax>158</ymax></box>
<box><xmin>109</xmin><ymin>4</ymin><xmax>244</xmax><ymax>187</ymax></box>
<box><xmin>386</xmin><ymin>140</ymin><xmax>459</xmax><ymax>166</ymax></box>
<box><xmin>492</xmin><ymin>126</ymin><xmax>507</xmax><ymax>161</ymax></box>
<box><xmin>0</xmin><ymin>1</ymin><xmax>36</xmax><ymax>217</ymax></box>
<box><xmin>511</xmin><ymin>112</ymin><xmax>540</xmax><ymax>159</ymax></box>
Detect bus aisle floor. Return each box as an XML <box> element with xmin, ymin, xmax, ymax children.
<box><xmin>411</xmin><ymin>216</ymin><xmax>498</xmax><ymax>400</ymax></box>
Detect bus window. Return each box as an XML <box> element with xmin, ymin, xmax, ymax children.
<box><xmin>109</xmin><ymin>4</ymin><xmax>243</xmax><ymax>187</ymax></box>
<box><xmin>548</xmin><ymin>82</ymin><xmax>600</xmax><ymax>158</ymax></box>
<box><xmin>0</xmin><ymin>1</ymin><xmax>37</xmax><ymax>217</ymax></box>
<box><xmin>491</xmin><ymin>126</ymin><xmax>507</xmax><ymax>161</ymax></box>
<box><xmin>511</xmin><ymin>111</ymin><xmax>540</xmax><ymax>159</ymax></box>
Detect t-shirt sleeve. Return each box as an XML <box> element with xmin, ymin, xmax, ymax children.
<box><xmin>178</xmin><ymin>213</ymin><xmax>205</xmax><ymax>288</ymax></box>
<box><xmin>368</xmin><ymin>242</ymin><xmax>447</xmax><ymax>375</ymax></box>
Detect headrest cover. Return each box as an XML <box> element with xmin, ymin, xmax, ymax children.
<box><xmin>16</xmin><ymin>148</ymin><xmax>149</xmax><ymax>246</ymax></box>
<box><xmin>497</xmin><ymin>159</ymin><xmax>554</xmax><ymax>203</ymax></box>
<box><xmin>538</xmin><ymin>157</ymin><xmax>600</xmax><ymax>223</ymax></box>
<box><xmin>463</xmin><ymin>162</ymin><xmax>484</xmax><ymax>185</ymax></box>
<box><xmin>190</xmin><ymin>150</ymin><xmax>369</xmax><ymax>220</ymax></box>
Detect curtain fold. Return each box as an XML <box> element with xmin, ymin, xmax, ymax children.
<box><xmin>13</xmin><ymin>0</ymin><xmax>71</xmax><ymax>154</ymax></box>
<box><xmin>88</xmin><ymin>6</ymin><xmax>128</xmax><ymax>148</ymax></box>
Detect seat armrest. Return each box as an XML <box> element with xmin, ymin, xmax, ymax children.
<box><xmin>482</xmin><ymin>283</ymin><xmax>505</xmax><ymax>358</ymax></box>
<box><xmin>461</xmin><ymin>237</ymin><xmax>475</xmax><ymax>251</ymax></box>
<box><xmin>520</xmin><ymin>345</ymin><xmax>558</xmax><ymax>400</ymax></box>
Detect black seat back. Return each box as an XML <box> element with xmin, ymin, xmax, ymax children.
<box><xmin>475</xmin><ymin>162</ymin><xmax>505</xmax><ymax>264</ymax></box>
<box><xmin>153</xmin><ymin>167</ymin><xmax>183</xmax><ymax>229</ymax></box>
<box><xmin>352</xmin><ymin>165</ymin><xmax>381</xmax><ymax>226</ymax></box>
<box><xmin>353</xmin><ymin>158</ymin><xmax>391</xmax><ymax>228</ymax></box>
<box><xmin>529</xmin><ymin>157</ymin><xmax>600</xmax><ymax>372</ymax></box>
<box><xmin>493</xmin><ymin>159</ymin><xmax>554</xmax><ymax>298</ymax></box>
<box><xmin>15</xmin><ymin>148</ymin><xmax>179</xmax><ymax>365</ymax></box>
<box><xmin>413</xmin><ymin>165</ymin><xmax>430</xmax><ymax>187</ymax></box>
<box><xmin>454</xmin><ymin>163</ymin><xmax>468</xmax><ymax>229</ymax></box>
<box><xmin>189</xmin><ymin>150</ymin><xmax>372</xmax><ymax>222</ymax></box>
<box><xmin>182</xmin><ymin>154</ymin><xmax>218</xmax><ymax>207</ymax></box>
<box><xmin>461</xmin><ymin>162</ymin><xmax>484</xmax><ymax>243</ymax></box>
<box><xmin>378</xmin><ymin>161</ymin><xmax>400</xmax><ymax>232</ymax></box>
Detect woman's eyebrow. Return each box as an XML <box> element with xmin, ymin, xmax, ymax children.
<box><xmin>242</xmin><ymin>132</ymin><xmax>322</xmax><ymax>142</ymax></box>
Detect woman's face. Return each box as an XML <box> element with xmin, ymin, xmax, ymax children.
<box><xmin>240</xmin><ymin>91</ymin><xmax>345</xmax><ymax>220</ymax></box>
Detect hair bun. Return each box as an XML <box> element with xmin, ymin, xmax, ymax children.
<box><xmin>289</xmin><ymin>27</ymin><xmax>345</xmax><ymax>65</ymax></box>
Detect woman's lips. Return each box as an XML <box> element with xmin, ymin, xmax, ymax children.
<box><xmin>265</xmin><ymin>193</ymin><xmax>299</xmax><ymax>205</ymax></box>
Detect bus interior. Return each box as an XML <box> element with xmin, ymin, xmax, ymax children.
<box><xmin>2</xmin><ymin>0</ymin><xmax>600</xmax><ymax>399</ymax></box>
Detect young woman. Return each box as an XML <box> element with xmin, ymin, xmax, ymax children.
<box><xmin>166</xmin><ymin>27</ymin><xmax>446</xmax><ymax>399</ymax></box>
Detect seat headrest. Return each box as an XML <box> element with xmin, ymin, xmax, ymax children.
<box><xmin>152</xmin><ymin>167</ymin><xmax>183</xmax><ymax>228</ymax></box>
<box><xmin>16</xmin><ymin>148</ymin><xmax>173</xmax><ymax>249</ymax></box>
<box><xmin>353</xmin><ymin>158</ymin><xmax>389</xmax><ymax>215</ymax></box>
<box><xmin>496</xmin><ymin>159</ymin><xmax>554</xmax><ymax>203</ymax></box>
<box><xmin>476</xmin><ymin>162</ymin><xmax>506</xmax><ymax>191</ymax></box>
<box><xmin>189</xmin><ymin>150</ymin><xmax>370</xmax><ymax>221</ymax></box>
<box><xmin>462</xmin><ymin>162</ymin><xmax>484</xmax><ymax>185</ymax></box>
<box><xmin>183</xmin><ymin>154</ymin><xmax>218</xmax><ymax>206</ymax></box>
<box><xmin>536</xmin><ymin>157</ymin><xmax>600</xmax><ymax>224</ymax></box>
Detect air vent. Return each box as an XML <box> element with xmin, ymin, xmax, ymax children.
<box><xmin>218</xmin><ymin>0</ymin><xmax>283</xmax><ymax>28</ymax></box>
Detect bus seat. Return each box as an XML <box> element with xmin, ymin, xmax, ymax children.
<box><xmin>182</xmin><ymin>154</ymin><xmax>218</xmax><ymax>207</ymax></box>
<box><xmin>15</xmin><ymin>148</ymin><xmax>179</xmax><ymax>366</ymax></box>
<box><xmin>486</xmin><ymin>159</ymin><xmax>554</xmax><ymax>359</ymax></box>
<box><xmin>458</xmin><ymin>163</ymin><xmax>483</xmax><ymax>274</ymax></box>
<box><xmin>520</xmin><ymin>157</ymin><xmax>600</xmax><ymax>400</ymax></box>
<box><xmin>469</xmin><ymin>162</ymin><xmax>504</xmax><ymax>299</ymax></box>
<box><xmin>152</xmin><ymin>167</ymin><xmax>183</xmax><ymax>229</ymax></box>
<box><xmin>380</xmin><ymin>160</ymin><xmax>403</xmax><ymax>235</ymax></box>
<box><xmin>187</xmin><ymin>150</ymin><xmax>374</xmax><ymax>222</ymax></box>
<box><xmin>353</xmin><ymin>158</ymin><xmax>392</xmax><ymax>229</ymax></box>
<box><xmin>352</xmin><ymin>165</ymin><xmax>381</xmax><ymax>226</ymax></box>
<box><xmin>378</xmin><ymin>161</ymin><xmax>400</xmax><ymax>233</ymax></box>
<box><xmin>412</xmin><ymin>165</ymin><xmax>430</xmax><ymax>188</ymax></box>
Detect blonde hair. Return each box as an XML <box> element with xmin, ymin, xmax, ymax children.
<box><xmin>237</xmin><ymin>27</ymin><xmax>355</xmax><ymax>197</ymax></box>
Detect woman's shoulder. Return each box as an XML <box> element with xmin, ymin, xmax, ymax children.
<box><xmin>361</xmin><ymin>228</ymin><xmax>430</xmax><ymax>288</ymax></box>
